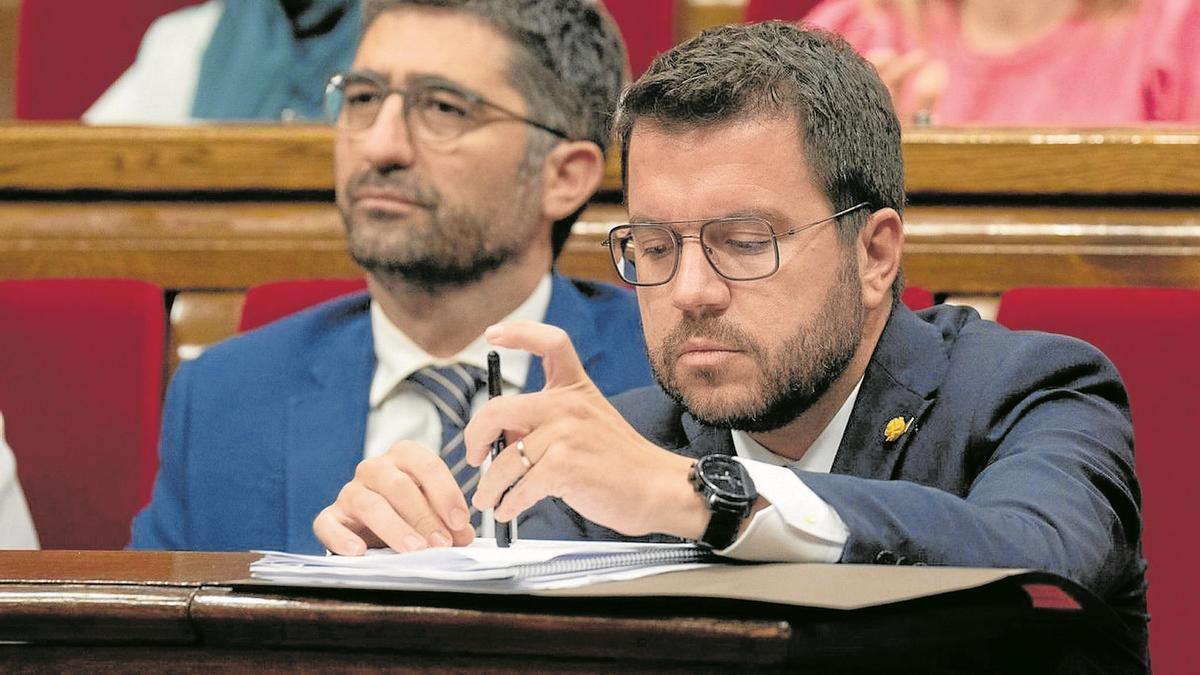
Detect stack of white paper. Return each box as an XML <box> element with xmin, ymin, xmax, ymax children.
<box><xmin>250</xmin><ymin>539</ymin><xmax>719</xmax><ymax>592</ymax></box>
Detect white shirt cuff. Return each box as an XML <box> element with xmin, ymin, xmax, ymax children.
<box><xmin>716</xmin><ymin>459</ymin><xmax>848</xmax><ymax>562</ymax></box>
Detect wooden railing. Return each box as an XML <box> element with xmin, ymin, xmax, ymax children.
<box><xmin>3</xmin><ymin>123</ymin><xmax>1198</xmax><ymax>371</ymax></box>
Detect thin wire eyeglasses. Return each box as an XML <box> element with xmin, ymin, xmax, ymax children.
<box><xmin>602</xmin><ymin>202</ymin><xmax>872</xmax><ymax>287</ymax></box>
<box><xmin>324</xmin><ymin>70</ymin><xmax>571</xmax><ymax>143</ymax></box>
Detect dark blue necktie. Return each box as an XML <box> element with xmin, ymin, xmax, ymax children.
<box><xmin>408</xmin><ymin>364</ymin><xmax>487</xmax><ymax>527</ymax></box>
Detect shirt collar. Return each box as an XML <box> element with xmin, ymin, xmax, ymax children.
<box><xmin>731</xmin><ymin>376</ymin><xmax>864</xmax><ymax>473</ymax></box>
<box><xmin>368</xmin><ymin>274</ymin><xmax>553</xmax><ymax>408</ymax></box>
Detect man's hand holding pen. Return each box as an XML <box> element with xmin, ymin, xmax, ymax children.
<box><xmin>312</xmin><ymin>320</ymin><xmax>716</xmax><ymax>555</ymax></box>
<box><xmin>466</xmin><ymin>321</ymin><xmax>706</xmax><ymax>540</ymax></box>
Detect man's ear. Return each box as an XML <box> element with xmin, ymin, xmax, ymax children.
<box><xmin>540</xmin><ymin>140</ymin><xmax>605</xmax><ymax>222</ymax></box>
<box><xmin>858</xmin><ymin>207</ymin><xmax>904</xmax><ymax>311</ymax></box>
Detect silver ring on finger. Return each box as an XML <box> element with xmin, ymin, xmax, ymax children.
<box><xmin>516</xmin><ymin>439</ymin><xmax>533</xmax><ymax>470</ymax></box>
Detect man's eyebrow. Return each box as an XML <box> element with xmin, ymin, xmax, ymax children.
<box><xmin>348</xmin><ymin>67</ymin><xmax>387</xmax><ymax>82</ymax></box>
<box><xmin>407</xmin><ymin>74</ymin><xmax>479</xmax><ymax>99</ymax></box>
<box><xmin>626</xmin><ymin>208</ymin><xmax>783</xmax><ymax>225</ymax></box>
<box><xmin>344</xmin><ymin>69</ymin><xmax>480</xmax><ymax>99</ymax></box>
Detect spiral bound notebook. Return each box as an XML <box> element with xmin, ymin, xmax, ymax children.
<box><xmin>250</xmin><ymin>539</ymin><xmax>723</xmax><ymax>592</ymax></box>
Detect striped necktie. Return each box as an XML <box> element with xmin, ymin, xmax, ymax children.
<box><xmin>408</xmin><ymin>363</ymin><xmax>487</xmax><ymax>526</ymax></box>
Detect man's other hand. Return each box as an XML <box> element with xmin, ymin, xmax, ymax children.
<box><xmin>313</xmin><ymin>441</ymin><xmax>475</xmax><ymax>555</ymax></box>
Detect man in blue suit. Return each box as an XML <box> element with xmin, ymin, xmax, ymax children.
<box><xmin>317</xmin><ymin>21</ymin><xmax>1147</xmax><ymax>671</ymax></box>
<box><xmin>131</xmin><ymin>0</ymin><xmax>651</xmax><ymax>553</ymax></box>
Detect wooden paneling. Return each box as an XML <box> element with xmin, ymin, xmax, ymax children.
<box><xmin>5</xmin><ymin>124</ymin><xmax>1200</xmax><ymax>197</ymax></box>
<box><xmin>676</xmin><ymin>0</ymin><xmax>747</xmax><ymax>42</ymax></box>
<box><xmin>903</xmin><ymin>128</ymin><xmax>1200</xmax><ymax>196</ymax></box>
<box><xmin>0</xmin><ymin>124</ymin><xmax>335</xmax><ymax>191</ymax></box>
<box><xmin>4</xmin><ymin>203</ymin><xmax>1198</xmax><ymax>294</ymax></box>
<box><xmin>898</xmin><ymin>205</ymin><xmax>1200</xmax><ymax>293</ymax></box>
<box><xmin>169</xmin><ymin>291</ymin><xmax>245</xmax><ymax>373</ymax></box>
<box><xmin>0</xmin><ymin>0</ymin><xmax>18</xmax><ymax>121</ymax></box>
<box><xmin>0</xmin><ymin>201</ymin><xmax>354</xmax><ymax>288</ymax></box>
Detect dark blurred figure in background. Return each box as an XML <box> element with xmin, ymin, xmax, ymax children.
<box><xmin>804</xmin><ymin>0</ymin><xmax>1200</xmax><ymax>125</ymax></box>
<box><xmin>85</xmin><ymin>0</ymin><xmax>360</xmax><ymax>124</ymax></box>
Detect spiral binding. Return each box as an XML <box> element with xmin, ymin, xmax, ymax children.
<box><xmin>511</xmin><ymin>547</ymin><xmax>719</xmax><ymax>581</ymax></box>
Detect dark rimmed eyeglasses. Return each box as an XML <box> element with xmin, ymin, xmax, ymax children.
<box><xmin>602</xmin><ymin>202</ymin><xmax>872</xmax><ymax>286</ymax></box>
<box><xmin>324</xmin><ymin>70</ymin><xmax>571</xmax><ymax>143</ymax></box>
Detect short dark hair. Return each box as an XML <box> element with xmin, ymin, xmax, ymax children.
<box><xmin>615</xmin><ymin>21</ymin><xmax>906</xmax><ymax>301</ymax></box>
<box><xmin>363</xmin><ymin>0</ymin><xmax>629</xmax><ymax>259</ymax></box>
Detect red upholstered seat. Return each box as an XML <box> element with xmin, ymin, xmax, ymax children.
<box><xmin>15</xmin><ymin>0</ymin><xmax>201</xmax><ymax>120</ymax></box>
<box><xmin>900</xmin><ymin>286</ymin><xmax>934</xmax><ymax>311</ymax></box>
<box><xmin>744</xmin><ymin>0</ymin><xmax>824</xmax><ymax>23</ymax></box>
<box><xmin>0</xmin><ymin>279</ymin><xmax>166</xmax><ymax>549</ymax></box>
<box><xmin>239</xmin><ymin>278</ymin><xmax>368</xmax><ymax>332</ymax></box>
<box><xmin>601</xmin><ymin>1</ymin><xmax>675</xmax><ymax>78</ymax></box>
<box><xmin>996</xmin><ymin>286</ymin><xmax>1200</xmax><ymax>674</ymax></box>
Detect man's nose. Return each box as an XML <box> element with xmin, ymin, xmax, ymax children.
<box><xmin>669</xmin><ymin>239</ymin><xmax>731</xmax><ymax>315</ymax></box>
<box><xmin>357</xmin><ymin>94</ymin><xmax>418</xmax><ymax>168</ymax></box>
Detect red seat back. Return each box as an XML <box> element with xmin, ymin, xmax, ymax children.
<box><xmin>744</xmin><ymin>0</ymin><xmax>824</xmax><ymax>23</ymax></box>
<box><xmin>901</xmin><ymin>286</ymin><xmax>934</xmax><ymax>311</ymax></box>
<box><xmin>239</xmin><ymin>278</ymin><xmax>368</xmax><ymax>332</ymax></box>
<box><xmin>0</xmin><ymin>279</ymin><xmax>165</xmax><ymax>549</ymax></box>
<box><xmin>996</xmin><ymin>286</ymin><xmax>1200</xmax><ymax>674</ymax></box>
<box><xmin>16</xmin><ymin>0</ymin><xmax>201</xmax><ymax>119</ymax></box>
<box><xmin>601</xmin><ymin>1</ymin><xmax>675</xmax><ymax>78</ymax></box>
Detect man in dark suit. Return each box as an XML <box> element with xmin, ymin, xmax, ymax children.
<box><xmin>131</xmin><ymin>0</ymin><xmax>651</xmax><ymax>553</ymax></box>
<box><xmin>316</xmin><ymin>20</ymin><xmax>1145</xmax><ymax>669</ymax></box>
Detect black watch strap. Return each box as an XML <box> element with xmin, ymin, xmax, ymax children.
<box><xmin>700</xmin><ymin>504</ymin><xmax>744</xmax><ymax>550</ymax></box>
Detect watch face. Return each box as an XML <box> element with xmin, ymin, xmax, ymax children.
<box><xmin>701</xmin><ymin>456</ymin><xmax>748</xmax><ymax>498</ymax></box>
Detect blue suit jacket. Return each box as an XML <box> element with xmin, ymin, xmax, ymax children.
<box><xmin>610</xmin><ymin>304</ymin><xmax>1148</xmax><ymax>671</ymax></box>
<box><xmin>131</xmin><ymin>274</ymin><xmax>651</xmax><ymax>554</ymax></box>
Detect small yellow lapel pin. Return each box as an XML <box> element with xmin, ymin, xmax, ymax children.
<box><xmin>884</xmin><ymin>416</ymin><xmax>914</xmax><ymax>443</ymax></box>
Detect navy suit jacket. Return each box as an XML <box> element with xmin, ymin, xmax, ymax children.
<box><xmin>131</xmin><ymin>274</ymin><xmax>652</xmax><ymax>554</ymax></box>
<box><xmin>611</xmin><ymin>304</ymin><xmax>1148</xmax><ymax>670</ymax></box>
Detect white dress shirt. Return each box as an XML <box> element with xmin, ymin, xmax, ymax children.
<box><xmin>718</xmin><ymin>379</ymin><xmax>861</xmax><ymax>562</ymax></box>
<box><xmin>364</xmin><ymin>274</ymin><xmax>551</xmax><ymax>536</ymax></box>
<box><xmin>0</xmin><ymin>412</ymin><xmax>40</xmax><ymax>549</ymax></box>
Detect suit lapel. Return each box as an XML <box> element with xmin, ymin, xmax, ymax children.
<box><xmin>677</xmin><ymin>412</ymin><xmax>736</xmax><ymax>460</ymax></box>
<box><xmin>284</xmin><ymin>298</ymin><xmax>374</xmax><ymax>552</ymax></box>
<box><xmin>831</xmin><ymin>305</ymin><xmax>949</xmax><ymax>480</ymax></box>
<box><xmin>524</xmin><ymin>273</ymin><xmax>603</xmax><ymax>392</ymax></box>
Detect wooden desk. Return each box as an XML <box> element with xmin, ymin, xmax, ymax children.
<box><xmin>0</xmin><ymin>550</ymin><xmax>1128</xmax><ymax>673</ymax></box>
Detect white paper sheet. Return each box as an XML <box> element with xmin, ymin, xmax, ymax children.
<box><xmin>250</xmin><ymin>539</ymin><xmax>720</xmax><ymax>591</ymax></box>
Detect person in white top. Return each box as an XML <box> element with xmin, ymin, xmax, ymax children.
<box><xmin>83</xmin><ymin>1</ymin><xmax>223</xmax><ymax>124</ymax></box>
<box><xmin>0</xmin><ymin>412</ymin><xmax>40</xmax><ymax>549</ymax></box>
<box><xmin>83</xmin><ymin>0</ymin><xmax>360</xmax><ymax>125</ymax></box>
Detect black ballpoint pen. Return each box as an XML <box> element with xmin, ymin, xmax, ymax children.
<box><xmin>487</xmin><ymin>351</ymin><xmax>512</xmax><ymax>548</ymax></box>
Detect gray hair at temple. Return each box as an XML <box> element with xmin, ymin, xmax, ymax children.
<box><xmin>615</xmin><ymin>21</ymin><xmax>906</xmax><ymax>301</ymax></box>
<box><xmin>362</xmin><ymin>0</ymin><xmax>630</xmax><ymax>258</ymax></box>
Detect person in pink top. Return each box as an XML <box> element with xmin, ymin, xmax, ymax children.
<box><xmin>804</xmin><ymin>0</ymin><xmax>1200</xmax><ymax>125</ymax></box>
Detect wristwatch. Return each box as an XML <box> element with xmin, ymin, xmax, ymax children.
<box><xmin>689</xmin><ymin>454</ymin><xmax>758</xmax><ymax>549</ymax></box>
